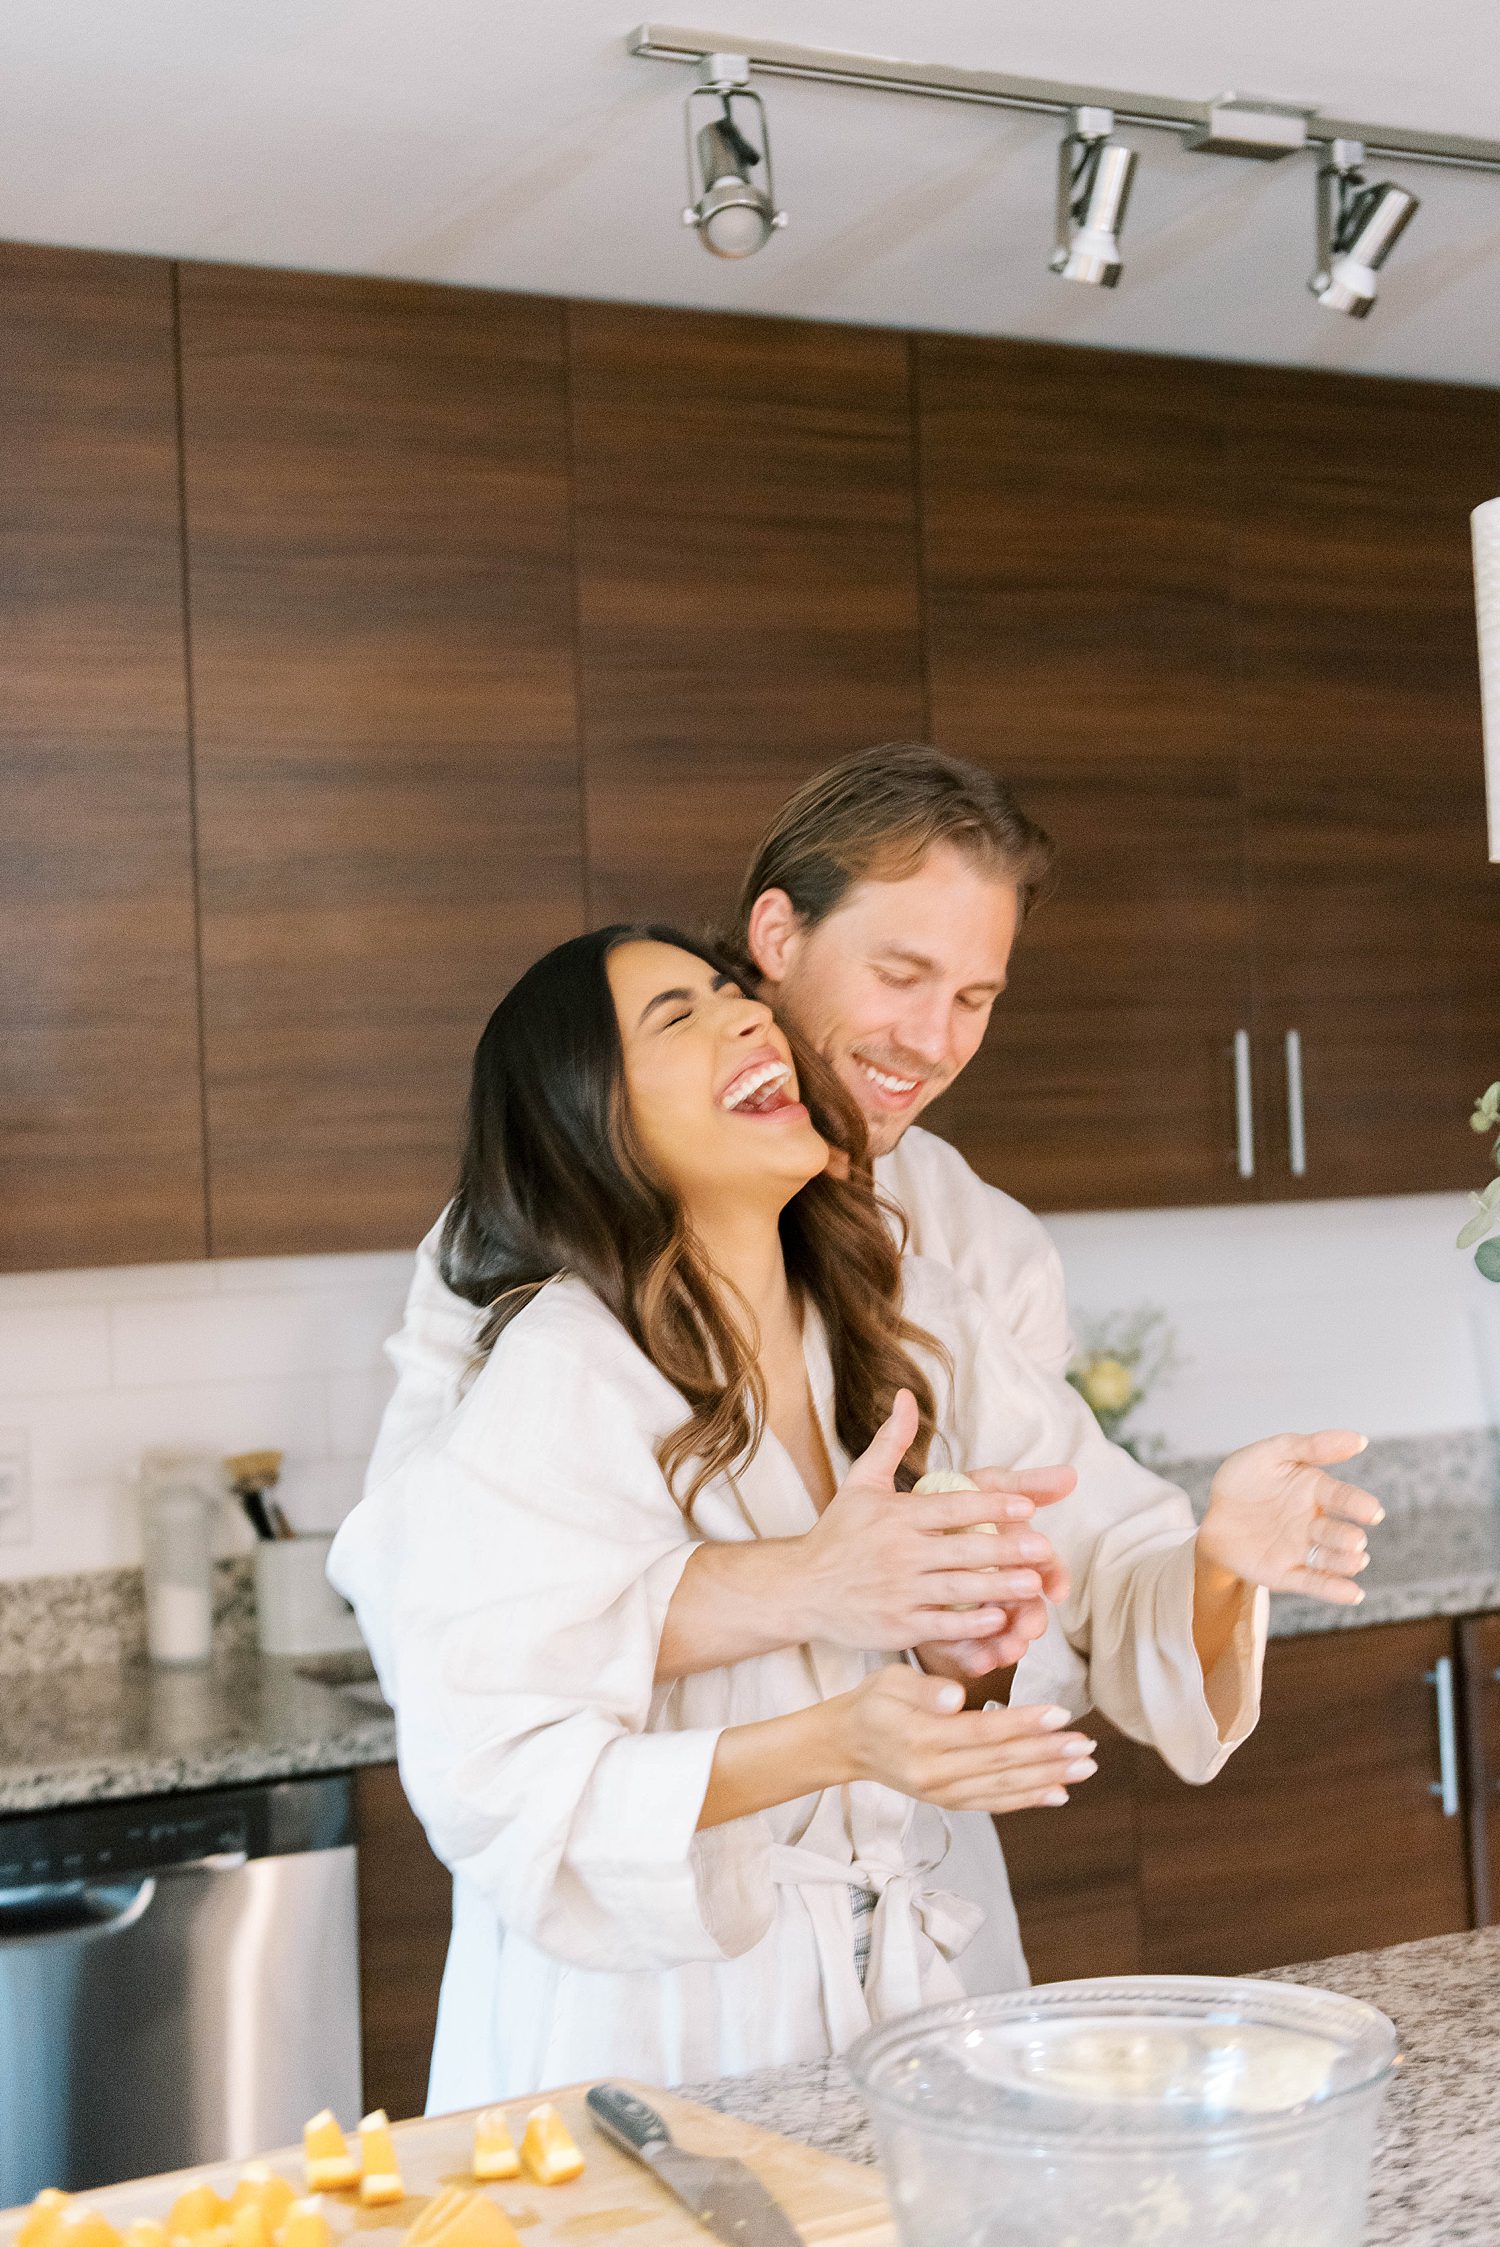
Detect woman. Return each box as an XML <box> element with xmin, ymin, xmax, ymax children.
<box><xmin>329</xmin><ymin>927</ymin><xmax>1374</xmax><ymax>2101</ymax></box>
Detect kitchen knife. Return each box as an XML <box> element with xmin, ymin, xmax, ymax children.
<box><xmin>585</xmin><ymin>2084</ymin><xmax>805</xmax><ymax>2247</ymax></box>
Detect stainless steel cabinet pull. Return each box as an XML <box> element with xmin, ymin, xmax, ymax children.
<box><xmin>1427</xmin><ymin>1657</ymin><xmax>1460</xmax><ymax>1816</ymax></box>
<box><xmin>1285</xmin><ymin>1028</ymin><xmax>1307</xmax><ymax>1178</ymax></box>
<box><xmin>1233</xmin><ymin>1029</ymin><xmax>1255</xmax><ymax>1180</ymax></box>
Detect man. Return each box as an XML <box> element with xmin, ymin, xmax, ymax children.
<box><xmin>365</xmin><ymin>742</ymin><xmax>1377</xmax><ymax>1994</ymax></box>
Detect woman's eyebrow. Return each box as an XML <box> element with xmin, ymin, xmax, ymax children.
<box><xmin>638</xmin><ymin>985</ymin><xmax>697</xmax><ymax>1027</ymax></box>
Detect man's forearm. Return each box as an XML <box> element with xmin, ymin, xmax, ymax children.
<box><xmin>656</xmin><ymin>1537</ymin><xmax>812</xmax><ymax>1682</ymax></box>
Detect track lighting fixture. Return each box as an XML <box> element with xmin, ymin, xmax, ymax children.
<box><xmin>1309</xmin><ymin>139</ymin><xmax>1420</xmax><ymax>317</ymax></box>
<box><xmin>682</xmin><ymin>53</ymin><xmax>785</xmax><ymax>258</ymax></box>
<box><xmin>1050</xmin><ymin>106</ymin><xmax>1137</xmax><ymax>287</ymax></box>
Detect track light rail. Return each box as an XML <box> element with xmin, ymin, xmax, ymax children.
<box><xmin>629</xmin><ymin>24</ymin><xmax>1500</xmax><ymax>175</ymax></box>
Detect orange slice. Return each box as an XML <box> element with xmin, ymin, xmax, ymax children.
<box><xmin>17</xmin><ymin>2192</ymin><xmax>71</xmax><ymax>2247</ymax></box>
<box><xmin>227</xmin><ymin>2206</ymin><xmax>272</xmax><ymax>2247</ymax></box>
<box><xmin>520</xmin><ymin>2104</ymin><xmax>585</xmax><ymax>2185</ymax></box>
<box><xmin>124</xmin><ymin>2222</ymin><xmax>169</xmax><ymax>2247</ymax></box>
<box><xmin>471</xmin><ymin>2110</ymin><xmax>520</xmax><ymax>2183</ymax></box>
<box><xmin>407</xmin><ymin>2188</ymin><xmax>470</xmax><ymax>2247</ymax></box>
<box><xmin>166</xmin><ymin>2190</ymin><xmax>229</xmax><ymax>2241</ymax></box>
<box><xmin>358</xmin><ymin>2109</ymin><xmax>404</xmax><ymax>2207</ymax></box>
<box><xmin>302</xmin><ymin>2111</ymin><xmax>359</xmax><ymax>2194</ymax></box>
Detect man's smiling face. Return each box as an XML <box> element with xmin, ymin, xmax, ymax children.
<box><xmin>747</xmin><ymin>839</ymin><xmax>1020</xmax><ymax>1158</ymax></box>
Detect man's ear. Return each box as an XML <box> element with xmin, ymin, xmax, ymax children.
<box><xmin>745</xmin><ymin>888</ymin><xmax>802</xmax><ymax>986</ymax></box>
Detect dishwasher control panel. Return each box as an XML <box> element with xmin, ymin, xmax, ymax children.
<box><xmin>0</xmin><ymin>1773</ymin><xmax>353</xmax><ymax>1892</ymax></box>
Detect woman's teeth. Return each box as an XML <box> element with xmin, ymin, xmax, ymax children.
<box><xmin>858</xmin><ymin>1060</ymin><xmax>920</xmax><ymax>1098</ymax></box>
<box><xmin>721</xmin><ymin>1060</ymin><xmax>794</xmax><ymax>1114</ymax></box>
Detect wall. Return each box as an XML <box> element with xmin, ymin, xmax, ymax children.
<box><xmin>2</xmin><ymin>1187</ymin><xmax>1496</xmax><ymax>1582</ymax></box>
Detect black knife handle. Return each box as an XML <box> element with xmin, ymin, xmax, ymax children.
<box><xmin>587</xmin><ymin>2083</ymin><xmax>676</xmax><ymax>2159</ymax></box>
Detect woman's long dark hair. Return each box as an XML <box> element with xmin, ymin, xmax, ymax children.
<box><xmin>440</xmin><ymin>926</ymin><xmax>943</xmax><ymax>1513</ymax></box>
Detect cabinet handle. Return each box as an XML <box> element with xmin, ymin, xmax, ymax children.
<box><xmin>1233</xmin><ymin>1029</ymin><xmax>1255</xmax><ymax>1180</ymax></box>
<box><xmin>1427</xmin><ymin>1657</ymin><xmax>1461</xmax><ymax>1816</ymax></box>
<box><xmin>1285</xmin><ymin>1029</ymin><xmax>1307</xmax><ymax>1179</ymax></box>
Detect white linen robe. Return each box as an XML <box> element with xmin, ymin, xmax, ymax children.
<box><xmin>328</xmin><ymin>1255</ymin><xmax>1265</xmax><ymax>2105</ymax></box>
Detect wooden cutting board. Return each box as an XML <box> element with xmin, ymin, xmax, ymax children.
<box><xmin>0</xmin><ymin>2085</ymin><xmax>895</xmax><ymax>2247</ymax></box>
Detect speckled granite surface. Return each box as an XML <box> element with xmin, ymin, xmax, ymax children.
<box><xmin>0</xmin><ymin>1557</ymin><xmax>257</xmax><ymax>1677</ymax></box>
<box><xmin>684</xmin><ymin>1924</ymin><xmax>1500</xmax><ymax>2247</ymax></box>
<box><xmin>0</xmin><ymin>1651</ymin><xmax>394</xmax><ymax>1814</ymax></box>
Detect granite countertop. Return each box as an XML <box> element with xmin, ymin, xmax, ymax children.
<box><xmin>0</xmin><ymin>1651</ymin><xmax>395</xmax><ymax>1816</ymax></box>
<box><xmin>686</xmin><ymin>1924</ymin><xmax>1500</xmax><ymax>2247</ymax></box>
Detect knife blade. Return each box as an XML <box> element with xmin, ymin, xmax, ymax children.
<box><xmin>585</xmin><ymin>2084</ymin><xmax>805</xmax><ymax>2247</ymax></box>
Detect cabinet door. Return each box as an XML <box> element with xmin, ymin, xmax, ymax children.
<box><xmin>355</xmin><ymin>1763</ymin><xmax>452</xmax><ymax>2122</ymax></box>
<box><xmin>0</xmin><ymin>244</ymin><xmax>206</xmax><ymax>1270</ymax></box>
<box><xmin>1233</xmin><ymin>367</ymin><xmax>1500</xmax><ymax>1198</ymax></box>
<box><xmin>1460</xmin><ymin>1613</ymin><xmax>1500</xmax><ymax>1928</ymax></box>
<box><xmin>568</xmin><ymin>304</ymin><xmax>927</xmax><ymax>931</ymax></box>
<box><xmin>180</xmin><ymin>267</ymin><xmax>584</xmax><ymax>1255</ymax></box>
<box><xmin>998</xmin><ymin>1722</ymin><xmax>1141</xmax><ymax>1982</ymax></box>
<box><xmin>917</xmin><ymin>338</ymin><xmax>1255</xmax><ymax>1213</ymax></box>
<box><xmin>1137</xmin><ymin>1617</ymin><xmax>1471</xmax><ymax>1974</ymax></box>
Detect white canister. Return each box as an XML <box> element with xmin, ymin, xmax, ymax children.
<box><xmin>139</xmin><ymin>1461</ymin><xmax>218</xmax><ymax>1667</ymax></box>
<box><xmin>254</xmin><ymin>1533</ymin><xmax>365</xmax><ymax>1659</ymax></box>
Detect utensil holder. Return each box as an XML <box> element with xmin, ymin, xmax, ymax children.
<box><xmin>254</xmin><ymin>1533</ymin><xmax>365</xmax><ymax>1658</ymax></box>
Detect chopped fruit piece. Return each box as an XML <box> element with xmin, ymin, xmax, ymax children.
<box><xmin>17</xmin><ymin>2191</ymin><xmax>71</xmax><ymax>2247</ymax></box>
<box><xmin>229</xmin><ymin>2173</ymin><xmax>296</xmax><ymax>2231</ymax></box>
<box><xmin>124</xmin><ymin>2222</ymin><xmax>169</xmax><ymax>2247</ymax></box>
<box><xmin>55</xmin><ymin>2214</ymin><xmax>121</xmax><ymax>2247</ymax></box>
<box><xmin>166</xmin><ymin>2191</ymin><xmax>229</xmax><ymax>2241</ymax></box>
<box><xmin>228</xmin><ymin>2206</ymin><xmax>272</xmax><ymax>2247</ymax></box>
<box><xmin>407</xmin><ymin>2188</ymin><xmax>469</xmax><ymax>2247</ymax></box>
<box><xmin>358</xmin><ymin>2110</ymin><xmax>404</xmax><ymax>2207</ymax></box>
<box><xmin>471</xmin><ymin>2110</ymin><xmax>520</xmax><ymax>2183</ymax></box>
<box><xmin>279</xmin><ymin>2202</ymin><xmax>332</xmax><ymax>2247</ymax></box>
<box><xmin>302</xmin><ymin>2111</ymin><xmax>359</xmax><ymax>2193</ymax></box>
<box><xmin>520</xmin><ymin>2104</ymin><xmax>585</xmax><ymax>2185</ymax></box>
<box><xmin>406</xmin><ymin>2190</ymin><xmax>518</xmax><ymax>2247</ymax></box>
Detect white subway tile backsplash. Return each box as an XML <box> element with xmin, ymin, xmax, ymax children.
<box><xmin>0</xmin><ymin>1303</ymin><xmax>113</xmax><ymax>1395</ymax></box>
<box><xmin>0</xmin><ymin>1185</ymin><xmax>1493</xmax><ymax>1584</ymax></box>
<box><xmin>109</xmin><ymin>1285</ymin><xmax>401</xmax><ymax>1388</ymax></box>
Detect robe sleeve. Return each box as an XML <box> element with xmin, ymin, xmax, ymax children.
<box><xmin>913</xmin><ymin>1263</ymin><xmax>1267</xmax><ymax>1785</ymax></box>
<box><xmin>332</xmin><ymin>1293</ymin><xmax>776</xmax><ymax>1970</ymax></box>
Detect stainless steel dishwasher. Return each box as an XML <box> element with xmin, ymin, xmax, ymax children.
<box><xmin>0</xmin><ymin>1774</ymin><xmax>362</xmax><ymax>2204</ymax></box>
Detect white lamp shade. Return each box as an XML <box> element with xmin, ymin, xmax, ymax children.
<box><xmin>1474</xmin><ymin>496</ymin><xmax>1500</xmax><ymax>864</ymax></box>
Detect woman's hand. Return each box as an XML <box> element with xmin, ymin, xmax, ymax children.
<box><xmin>799</xmin><ymin>1390</ymin><xmax>1073</xmax><ymax>1657</ymax></box>
<box><xmin>1198</xmin><ymin>1429</ymin><xmax>1384</xmax><ymax>1605</ymax></box>
<box><xmin>836</xmin><ymin>1663</ymin><xmax>1097</xmax><ymax>1814</ymax></box>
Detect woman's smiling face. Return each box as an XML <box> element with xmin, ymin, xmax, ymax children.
<box><xmin>607</xmin><ymin>939</ymin><xmax>831</xmax><ymax>1214</ymax></box>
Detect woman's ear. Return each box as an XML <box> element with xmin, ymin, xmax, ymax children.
<box><xmin>745</xmin><ymin>888</ymin><xmax>801</xmax><ymax>986</ymax></box>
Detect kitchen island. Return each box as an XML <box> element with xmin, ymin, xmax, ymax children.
<box><xmin>685</xmin><ymin>1924</ymin><xmax>1500</xmax><ymax>2247</ymax></box>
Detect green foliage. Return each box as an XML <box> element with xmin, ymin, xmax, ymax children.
<box><xmin>1066</xmin><ymin>1305</ymin><xmax>1180</xmax><ymax>1464</ymax></box>
<box><xmin>1463</xmin><ymin>1083</ymin><xmax>1500</xmax><ymax>1279</ymax></box>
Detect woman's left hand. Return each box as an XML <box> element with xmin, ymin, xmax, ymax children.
<box><xmin>1198</xmin><ymin>1429</ymin><xmax>1384</xmax><ymax>1605</ymax></box>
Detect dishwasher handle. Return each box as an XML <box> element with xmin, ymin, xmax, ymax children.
<box><xmin>0</xmin><ymin>1875</ymin><xmax>158</xmax><ymax>1945</ymax></box>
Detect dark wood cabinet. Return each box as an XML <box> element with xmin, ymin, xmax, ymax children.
<box><xmin>355</xmin><ymin>1761</ymin><xmax>453</xmax><ymax>2122</ymax></box>
<box><xmin>995</xmin><ymin>1720</ymin><xmax>1142</xmax><ymax>1982</ymax></box>
<box><xmin>0</xmin><ymin>243</ymin><xmax>207</xmax><ymax>1270</ymax></box>
<box><xmin>179</xmin><ymin>266</ymin><xmax>585</xmax><ymax>1256</ymax></box>
<box><xmin>1133</xmin><ymin>1617</ymin><xmax>1471</xmax><ymax>1975</ymax></box>
<box><xmin>1231</xmin><ymin>368</ymin><xmax>1500</xmax><ymax>1201</ymax></box>
<box><xmin>917</xmin><ymin>337</ymin><xmax>1256</xmax><ymax>1215</ymax></box>
<box><xmin>568</xmin><ymin>303</ymin><xmax>927</xmax><ymax>933</ymax></box>
<box><xmin>1460</xmin><ymin>1612</ymin><xmax>1500</xmax><ymax>1928</ymax></box>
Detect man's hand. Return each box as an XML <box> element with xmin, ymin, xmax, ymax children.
<box><xmin>799</xmin><ymin>1390</ymin><xmax>1074</xmax><ymax>1655</ymax></box>
<box><xmin>1198</xmin><ymin>1429</ymin><xmax>1383</xmax><ymax>1604</ymax></box>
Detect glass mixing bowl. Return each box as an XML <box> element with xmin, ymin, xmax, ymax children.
<box><xmin>848</xmin><ymin>1976</ymin><xmax>1399</xmax><ymax>2247</ymax></box>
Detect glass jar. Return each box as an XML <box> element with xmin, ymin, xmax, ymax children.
<box><xmin>138</xmin><ymin>1457</ymin><xmax>218</xmax><ymax>1666</ymax></box>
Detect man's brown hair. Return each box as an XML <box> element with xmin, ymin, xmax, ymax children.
<box><xmin>723</xmin><ymin>742</ymin><xmax>1054</xmax><ymax>971</ymax></box>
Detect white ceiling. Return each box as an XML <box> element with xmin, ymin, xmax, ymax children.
<box><xmin>2</xmin><ymin>1</ymin><xmax>1498</xmax><ymax>383</ymax></box>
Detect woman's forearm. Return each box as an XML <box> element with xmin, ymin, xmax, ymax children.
<box><xmin>657</xmin><ymin>1538</ymin><xmax>810</xmax><ymax>1681</ymax></box>
<box><xmin>698</xmin><ymin>1697</ymin><xmax>853</xmax><ymax>1828</ymax></box>
<box><xmin>1192</xmin><ymin>1542</ymin><xmax>1247</xmax><ymax>1681</ymax></box>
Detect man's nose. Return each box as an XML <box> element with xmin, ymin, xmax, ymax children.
<box><xmin>896</xmin><ymin>993</ymin><xmax>954</xmax><ymax>1067</ymax></box>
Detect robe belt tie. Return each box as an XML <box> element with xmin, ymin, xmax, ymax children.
<box><xmin>767</xmin><ymin>1843</ymin><xmax>984</xmax><ymax>2049</ymax></box>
